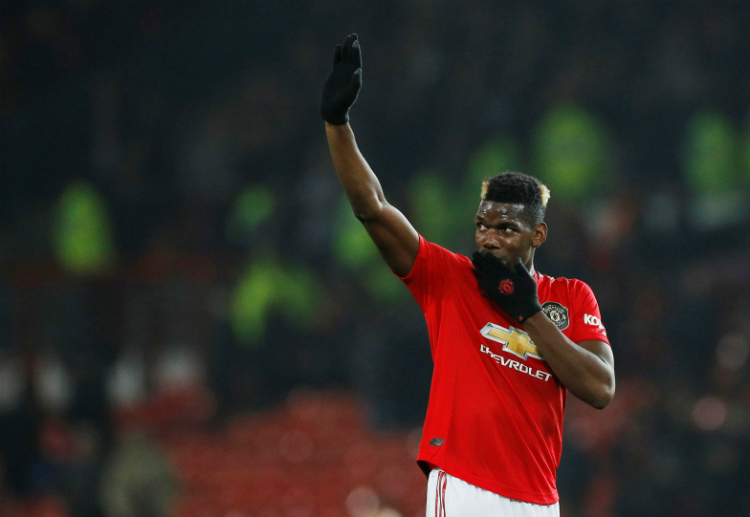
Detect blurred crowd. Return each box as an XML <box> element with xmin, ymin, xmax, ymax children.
<box><xmin>1</xmin><ymin>1</ymin><xmax>749</xmax><ymax>517</ymax></box>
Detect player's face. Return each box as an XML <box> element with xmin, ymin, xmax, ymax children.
<box><xmin>475</xmin><ymin>201</ymin><xmax>546</xmax><ymax>268</ymax></box>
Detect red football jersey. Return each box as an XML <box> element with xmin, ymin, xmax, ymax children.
<box><xmin>400</xmin><ymin>236</ymin><xmax>610</xmax><ymax>505</ymax></box>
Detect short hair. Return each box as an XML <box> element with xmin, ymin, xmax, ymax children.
<box><xmin>480</xmin><ymin>171</ymin><xmax>550</xmax><ymax>226</ymax></box>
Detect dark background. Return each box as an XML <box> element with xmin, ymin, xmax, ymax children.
<box><xmin>1</xmin><ymin>1</ymin><xmax>749</xmax><ymax>517</ymax></box>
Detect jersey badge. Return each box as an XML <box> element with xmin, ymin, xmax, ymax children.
<box><xmin>541</xmin><ymin>302</ymin><xmax>569</xmax><ymax>330</ymax></box>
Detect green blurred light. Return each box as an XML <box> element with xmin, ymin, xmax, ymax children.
<box><xmin>226</xmin><ymin>185</ymin><xmax>275</xmax><ymax>244</ymax></box>
<box><xmin>333</xmin><ymin>195</ymin><xmax>378</xmax><ymax>268</ymax></box>
<box><xmin>466</xmin><ymin>136</ymin><xmax>522</xmax><ymax>188</ymax></box>
<box><xmin>364</xmin><ymin>260</ymin><xmax>404</xmax><ymax>302</ymax></box>
<box><xmin>684</xmin><ymin>110</ymin><xmax>737</xmax><ymax>194</ymax></box>
<box><xmin>278</xmin><ymin>265</ymin><xmax>319</xmax><ymax>330</ymax></box>
<box><xmin>332</xmin><ymin>195</ymin><xmax>406</xmax><ymax>303</ymax></box>
<box><xmin>231</xmin><ymin>260</ymin><xmax>279</xmax><ymax>345</ymax></box>
<box><xmin>463</xmin><ymin>135</ymin><xmax>521</xmax><ymax>216</ymax></box>
<box><xmin>533</xmin><ymin>104</ymin><xmax>609</xmax><ymax>201</ymax></box>
<box><xmin>53</xmin><ymin>180</ymin><xmax>115</xmax><ymax>275</ymax></box>
<box><xmin>410</xmin><ymin>169</ymin><xmax>455</xmax><ymax>247</ymax></box>
<box><xmin>230</xmin><ymin>258</ymin><xmax>320</xmax><ymax>346</ymax></box>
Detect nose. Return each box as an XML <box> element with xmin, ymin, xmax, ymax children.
<box><xmin>479</xmin><ymin>229</ymin><xmax>501</xmax><ymax>249</ymax></box>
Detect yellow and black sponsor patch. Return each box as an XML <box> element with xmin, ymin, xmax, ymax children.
<box><xmin>480</xmin><ymin>323</ymin><xmax>542</xmax><ymax>360</ymax></box>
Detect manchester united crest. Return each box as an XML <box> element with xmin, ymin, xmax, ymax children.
<box><xmin>541</xmin><ymin>302</ymin><xmax>569</xmax><ymax>330</ymax></box>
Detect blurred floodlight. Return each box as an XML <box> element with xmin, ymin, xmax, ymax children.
<box><xmin>346</xmin><ymin>486</ymin><xmax>380</xmax><ymax>517</ymax></box>
<box><xmin>691</xmin><ymin>396</ymin><xmax>728</xmax><ymax>432</ymax></box>
<box><xmin>715</xmin><ymin>333</ymin><xmax>750</xmax><ymax>371</ymax></box>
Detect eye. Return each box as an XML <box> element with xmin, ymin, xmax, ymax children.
<box><xmin>476</xmin><ymin>222</ymin><xmax>487</xmax><ymax>230</ymax></box>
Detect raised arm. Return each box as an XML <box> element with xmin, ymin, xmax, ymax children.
<box><xmin>321</xmin><ymin>34</ymin><xmax>419</xmax><ymax>277</ymax></box>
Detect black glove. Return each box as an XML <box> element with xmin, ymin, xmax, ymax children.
<box><xmin>321</xmin><ymin>33</ymin><xmax>363</xmax><ymax>125</ymax></box>
<box><xmin>472</xmin><ymin>251</ymin><xmax>542</xmax><ymax>324</ymax></box>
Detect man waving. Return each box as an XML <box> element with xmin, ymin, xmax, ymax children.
<box><xmin>321</xmin><ymin>34</ymin><xmax>615</xmax><ymax>516</ymax></box>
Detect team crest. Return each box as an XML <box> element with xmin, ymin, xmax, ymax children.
<box><xmin>542</xmin><ymin>302</ymin><xmax>569</xmax><ymax>330</ymax></box>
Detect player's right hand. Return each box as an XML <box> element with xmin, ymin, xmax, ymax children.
<box><xmin>472</xmin><ymin>251</ymin><xmax>542</xmax><ymax>324</ymax></box>
<box><xmin>321</xmin><ymin>33</ymin><xmax>363</xmax><ymax>125</ymax></box>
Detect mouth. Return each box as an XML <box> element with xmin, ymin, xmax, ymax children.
<box><xmin>481</xmin><ymin>249</ymin><xmax>512</xmax><ymax>265</ymax></box>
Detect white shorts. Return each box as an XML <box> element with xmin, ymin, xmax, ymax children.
<box><xmin>426</xmin><ymin>469</ymin><xmax>560</xmax><ymax>517</ymax></box>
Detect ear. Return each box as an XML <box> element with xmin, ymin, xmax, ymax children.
<box><xmin>531</xmin><ymin>222</ymin><xmax>547</xmax><ymax>248</ymax></box>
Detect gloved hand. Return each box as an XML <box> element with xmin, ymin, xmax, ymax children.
<box><xmin>321</xmin><ymin>33</ymin><xmax>363</xmax><ymax>125</ymax></box>
<box><xmin>472</xmin><ymin>251</ymin><xmax>542</xmax><ymax>324</ymax></box>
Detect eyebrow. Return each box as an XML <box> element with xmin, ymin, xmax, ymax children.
<box><xmin>475</xmin><ymin>217</ymin><xmax>521</xmax><ymax>228</ymax></box>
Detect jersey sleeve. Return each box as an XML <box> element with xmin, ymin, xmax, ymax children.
<box><xmin>567</xmin><ymin>280</ymin><xmax>610</xmax><ymax>345</ymax></box>
<box><xmin>397</xmin><ymin>235</ymin><xmax>460</xmax><ymax>311</ymax></box>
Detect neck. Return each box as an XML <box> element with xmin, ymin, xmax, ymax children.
<box><xmin>526</xmin><ymin>249</ymin><xmax>536</xmax><ymax>276</ymax></box>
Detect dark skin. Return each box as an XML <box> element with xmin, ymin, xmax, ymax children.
<box><xmin>325</xmin><ymin>122</ymin><xmax>615</xmax><ymax>409</ymax></box>
<box><xmin>475</xmin><ymin>200</ymin><xmax>615</xmax><ymax>409</ymax></box>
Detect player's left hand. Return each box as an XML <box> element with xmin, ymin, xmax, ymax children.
<box><xmin>472</xmin><ymin>251</ymin><xmax>542</xmax><ymax>324</ymax></box>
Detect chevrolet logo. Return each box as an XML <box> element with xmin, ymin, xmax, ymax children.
<box><xmin>480</xmin><ymin>323</ymin><xmax>543</xmax><ymax>360</ymax></box>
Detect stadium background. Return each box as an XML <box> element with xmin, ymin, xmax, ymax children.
<box><xmin>1</xmin><ymin>1</ymin><xmax>749</xmax><ymax>516</ymax></box>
